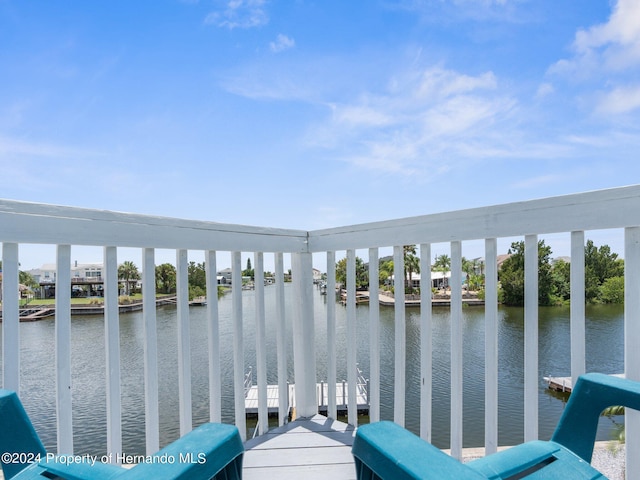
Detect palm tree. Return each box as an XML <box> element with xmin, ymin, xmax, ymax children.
<box><xmin>155</xmin><ymin>263</ymin><xmax>177</xmax><ymax>294</ymax></box>
<box><xmin>118</xmin><ymin>261</ymin><xmax>141</xmax><ymax>296</ymax></box>
<box><xmin>462</xmin><ymin>257</ymin><xmax>474</xmax><ymax>293</ymax></box>
<box><xmin>403</xmin><ymin>246</ymin><xmax>420</xmax><ymax>293</ymax></box>
<box><xmin>432</xmin><ymin>254</ymin><xmax>451</xmax><ymax>290</ymax></box>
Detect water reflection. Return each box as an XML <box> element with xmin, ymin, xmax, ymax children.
<box><xmin>1</xmin><ymin>285</ymin><xmax>624</xmax><ymax>454</ymax></box>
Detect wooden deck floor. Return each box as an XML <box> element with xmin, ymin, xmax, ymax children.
<box><xmin>243</xmin><ymin>415</ymin><xmax>356</xmax><ymax>480</ymax></box>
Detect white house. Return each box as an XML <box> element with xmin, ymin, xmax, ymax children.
<box><xmin>390</xmin><ymin>271</ymin><xmax>454</xmax><ymax>289</ymax></box>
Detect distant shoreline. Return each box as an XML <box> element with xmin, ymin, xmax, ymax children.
<box><xmin>0</xmin><ymin>296</ymin><xmax>189</xmax><ymax>321</ymax></box>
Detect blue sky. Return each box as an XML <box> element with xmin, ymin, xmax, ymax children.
<box><xmin>2</xmin><ymin>0</ymin><xmax>640</xmax><ymax>269</ymax></box>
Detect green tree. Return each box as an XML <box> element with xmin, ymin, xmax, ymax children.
<box><xmin>599</xmin><ymin>276</ymin><xmax>624</xmax><ymax>304</ymax></box>
<box><xmin>499</xmin><ymin>240</ymin><xmax>556</xmax><ymax>306</ymax></box>
<box><xmin>118</xmin><ymin>261</ymin><xmax>141</xmax><ymax>295</ymax></box>
<box><xmin>585</xmin><ymin>240</ymin><xmax>624</xmax><ymax>303</ymax></box>
<box><xmin>551</xmin><ymin>259</ymin><xmax>571</xmax><ymax>302</ymax></box>
<box><xmin>403</xmin><ymin>245</ymin><xmax>420</xmax><ymax>293</ymax></box>
<box><xmin>462</xmin><ymin>257</ymin><xmax>474</xmax><ymax>293</ymax></box>
<box><xmin>18</xmin><ymin>270</ymin><xmax>38</xmax><ymax>290</ymax></box>
<box><xmin>379</xmin><ymin>259</ymin><xmax>394</xmax><ymax>287</ymax></box>
<box><xmin>188</xmin><ymin>261</ymin><xmax>207</xmax><ymax>300</ymax></box>
<box><xmin>432</xmin><ymin>254</ymin><xmax>451</xmax><ymax>290</ymax></box>
<box><xmin>188</xmin><ymin>261</ymin><xmax>207</xmax><ymax>290</ymax></box>
<box><xmin>335</xmin><ymin>256</ymin><xmax>368</xmax><ymax>288</ymax></box>
<box><xmin>155</xmin><ymin>263</ymin><xmax>177</xmax><ymax>294</ymax></box>
<box><xmin>432</xmin><ymin>254</ymin><xmax>451</xmax><ymax>273</ymax></box>
<box><xmin>242</xmin><ymin>258</ymin><xmax>254</xmax><ymax>279</ymax></box>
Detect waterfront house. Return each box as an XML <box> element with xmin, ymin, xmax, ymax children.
<box><xmin>1</xmin><ymin>185</ymin><xmax>639</xmax><ymax>478</ymax></box>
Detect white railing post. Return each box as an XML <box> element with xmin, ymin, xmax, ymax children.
<box><xmin>368</xmin><ymin>247</ymin><xmax>380</xmax><ymax>424</ymax></box>
<box><xmin>56</xmin><ymin>244</ymin><xmax>73</xmax><ymax>454</ymax></box>
<box><xmin>524</xmin><ymin>234</ymin><xmax>539</xmax><ymax>441</ymax></box>
<box><xmin>419</xmin><ymin>243</ymin><xmax>432</xmax><ymax>441</ymax></box>
<box><xmin>104</xmin><ymin>246</ymin><xmax>122</xmax><ymax>460</ymax></box>
<box><xmin>393</xmin><ymin>245</ymin><xmax>406</xmax><ymax>426</ymax></box>
<box><xmin>231</xmin><ymin>252</ymin><xmax>246</xmax><ymax>439</ymax></box>
<box><xmin>484</xmin><ymin>238</ymin><xmax>498</xmax><ymax>455</ymax></box>
<box><xmin>625</xmin><ymin>227</ymin><xmax>640</xmax><ymax>477</ymax></box>
<box><xmin>2</xmin><ymin>242</ymin><xmax>20</xmax><ymax>393</ymax></box>
<box><xmin>275</xmin><ymin>252</ymin><xmax>288</xmax><ymax>425</ymax></box>
<box><xmin>254</xmin><ymin>252</ymin><xmax>268</xmax><ymax>435</ymax></box>
<box><xmin>205</xmin><ymin>250</ymin><xmax>221</xmax><ymax>424</ymax></box>
<box><xmin>326</xmin><ymin>251</ymin><xmax>337</xmax><ymax>420</ymax></box>
<box><xmin>291</xmin><ymin>252</ymin><xmax>316</xmax><ymax>418</ymax></box>
<box><xmin>450</xmin><ymin>241</ymin><xmax>463</xmax><ymax>460</ymax></box>
<box><xmin>176</xmin><ymin>249</ymin><xmax>192</xmax><ymax>435</ymax></box>
<box><xmin>570</xmin><ymin>231</ymin><xmax>586</xmax><ymax>386</ymax></box>
<box><xmin>346</xmin><ymin>249</ymin><xmax>358</xmax><ymax>426</ymax></box>
<box><xmin>142</xmin><ymin>248</ymin><xmax>159</xmax><ymax>454</ymax></box>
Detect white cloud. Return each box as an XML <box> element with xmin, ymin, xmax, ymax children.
<box><xmin>0</xmin><ymin>135</ymin><xmax>101</xmax><ymax>159</ymax></box>
<box><xmin>535</xmin><ymin>82</ymin><xmax>554</xmax><ymax>99</ymax></box>
<box><xmin>204</xmin><ymin>0</ymin><xmax>268</xmax><ymax>29</ymax></box>
<box><xmin>270</xmin><ymin>34</ymin><xmax>295</xmax><ymax>53</ymax></box>
<box><xmin>308</xmin><ymin>66</ymin><xmax>516</xmax><ymax>177</ymax></box>
<box><xmin>596</xmin><ymin>84</ymin><xmax>640</xmax><ymax>115</ymax></box>
<box><xmin>414</xmin><ymin>68</ymin><xmax>497</xmax><ymax>100</ymax></box>
<box><xmin>549</xmin><ymin>0</ymin><xmax>640</xmax><ymax>114</ymax></box>
<box><xmin>573</xmin><ymin>0</ymin><xmax>640</xmax><ymax>65</ymax></box>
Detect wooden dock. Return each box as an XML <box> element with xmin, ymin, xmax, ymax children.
<box><xmin>245</xmin><ymin>381</ymin><xmax>369</xmax><ymax>416</ymax></box>
<box><xmin>544</xmin><ymin>373</ymin><xmax>624</xmax><ymax>393</ymax></box>
<box><xmin>19</xmin><ymin>307</ymin><xmax>56</xmax><ymax>321</ymax></box>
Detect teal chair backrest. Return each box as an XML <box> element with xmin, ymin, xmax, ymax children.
<box><xmin>0</xmin><ymin>390</ymin><xmax>47</xmax><ymax>480</ymax></box>
<box><xmin>552</xmin><ymin>372</ymin><xmax>640</xmax><ymax>462</ymax></box>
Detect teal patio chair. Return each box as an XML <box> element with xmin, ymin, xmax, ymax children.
<box><xmin>0</xmin><ymin>389</ymin><xmax>244</xmax><ymax>480</ymax></box>
<box><xmin>352</xmin><ymin>373</ymin><xmax>640</xmax><ymax>479</ymax></box>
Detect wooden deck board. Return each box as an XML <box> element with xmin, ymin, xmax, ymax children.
<box><xmin>243</xmin><ymin>415</ymin><xmax>356</xmax><ymax>480</ymax></box>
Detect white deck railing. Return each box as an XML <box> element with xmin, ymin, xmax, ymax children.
<box><xmin>2</xmin><ymin>185</ymin><xmax>640</xmax><ymax>478</ymax></box>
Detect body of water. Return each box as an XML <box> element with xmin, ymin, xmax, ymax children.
<box><xmin>1</xmin><ymin>284</ymin><xmax>625</xmax><ymax>455</ymax></box>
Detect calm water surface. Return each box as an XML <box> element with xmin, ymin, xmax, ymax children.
<box><xmin>1</xmin><ymin>285</ymin><xmax>625</xmax><ymax>454</ymax></box>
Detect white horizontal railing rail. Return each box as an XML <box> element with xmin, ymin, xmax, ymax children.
<box><xmin>2</xmin><ymin>185</ymin><xmax>640</xmax><ymax>478</ymax></box>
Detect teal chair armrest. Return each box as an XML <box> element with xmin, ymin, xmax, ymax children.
<box><xmin>16</xmin><ymin>458</ymin><xmax>126</xmax><ymax>480</ymax></box>
<box><xmin>552</xmin><ymin>372</ymin><xmax>640</xmax><ymax>463</ymax></box>
<box><xmin>467</xmin><ymin>441</ymin><xmax>604</xmax><ymax>479</ymax></box>
<box><xmin>352</xmin><ymin>421</ymin><xmax>485</xmax><ymax>479</ymax></box>
<box><xmin>122</xmin><ymin>423</ymin><xmax>243</xmax><ymax>480</ymax></box>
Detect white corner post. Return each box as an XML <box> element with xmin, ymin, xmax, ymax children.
<box><xmin>625</xmin><ymin>227</ymin><xmax>640</xmax><ymax>477</ymax></box>
<box><xmin>2</xmin><ymin>243</ymin><xmax>20</xmax><ymax>393</ymax></box>
<box><xmin>291</xmin><ymin>252</ymin><xmax>316</xmax><ymax>418</ymax></box>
